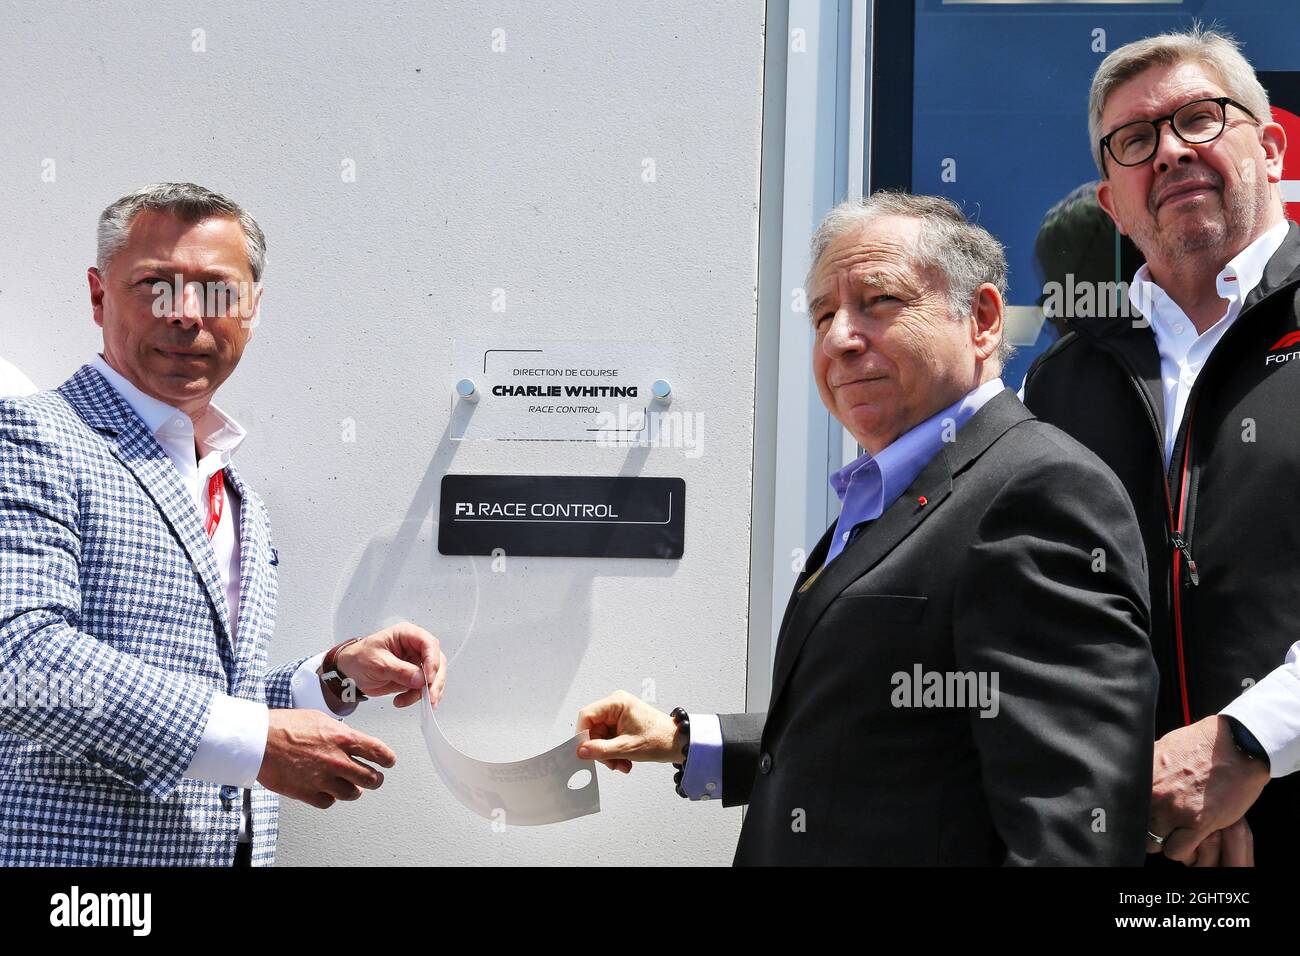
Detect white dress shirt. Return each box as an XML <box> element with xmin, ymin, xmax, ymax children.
<box><xmin>0</xmin><ymin>355</ymin><xmax>37</xmax><ymax>397</ymax></box>
<box><xmin>91</xmin><ymin>356</ymin><xmax>351</xmax><ymax>837</ymax></box>
<box><xmin>1129</xmin><ymin>219</ymin><xmax>1289</xmax><ymax>469</ymax></box>
<box><xmin>1122</xmin><ymin>223</ymin><xmax>1300</xmax><ymax>776</ymax></box>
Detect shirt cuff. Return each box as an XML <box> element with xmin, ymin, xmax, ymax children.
<box><xmin>291</xmin><ymin>651</ymin><xmax>358</xmax><ymax>717</ymax></box>
<box><xmin>1220</xmin><ymin>665</ymin><xmax>1300</xmax><ymax>778</ymax></box>
<box><xmin>183</xmin><ymin>692</ymin><xmax>270</xmax><ymax>787</ymax></box>
<box><xmin>680</xmin><ymin>712</ymin><xmax>724</xmax><ymax>801</ymax></box>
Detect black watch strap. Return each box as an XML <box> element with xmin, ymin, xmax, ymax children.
<box><xmin>670</xmin><ymin>706</ymin><xmax>691</xmax><ymax>798</ymax></box>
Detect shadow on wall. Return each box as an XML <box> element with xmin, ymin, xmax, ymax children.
<box><xmin>328</xmin><ymin>419</ymin><xmax>679</xmax><ymax>758</ymax></box>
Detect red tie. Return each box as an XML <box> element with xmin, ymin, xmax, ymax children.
<box><xmin>205</xmin><ymin>470</ymin><xmax>225</xmax><ymax>539</ymax></box>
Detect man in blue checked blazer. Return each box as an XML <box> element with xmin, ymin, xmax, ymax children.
<box><xmin>0</xmin><ymin>183</ymin><xmax>448</xmax><ymax>866</ymax></box>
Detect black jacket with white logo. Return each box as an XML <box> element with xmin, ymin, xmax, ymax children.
<box><xmin>1024</xmin><ymin>221</ymin><xmax>1300</xmax><ymax>858</ymax></box>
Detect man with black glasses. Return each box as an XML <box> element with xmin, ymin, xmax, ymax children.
<box><xmin>1024</xmin><ymin>25</ymin><xmax>1300</xmax><ymax>867</ymax></box>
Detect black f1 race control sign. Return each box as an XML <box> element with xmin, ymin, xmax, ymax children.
<box><xmin>438</xmin><ymin>475</ymin><xmax>685</xmax><ymax>559</ymax></box>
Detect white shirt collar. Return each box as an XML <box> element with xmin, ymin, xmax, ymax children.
<box><xmin>90</xmin><ymin>354</ymin><xmax>246</xmax><ymax>474</ymax></box>
<box><xmin>1213</xmin><ymin>218</ymin><xmax>1291</xmax><ymax>305</ymax></box>
<box><xmin>1129</xmin><ymin>219</ymin><xmax>1290</xmax><ymax>347</ymax></box>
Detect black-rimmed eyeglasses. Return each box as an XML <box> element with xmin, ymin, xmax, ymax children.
<box><xmin>1099</xmin><ymin>96</ymin><xmax>1259</xmax><ymax>170</ymax></box>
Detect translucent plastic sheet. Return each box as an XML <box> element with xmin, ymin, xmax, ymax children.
<box><xmin>420</xmin><ymin>680</ymin><xmax>601</xmax><ymax>826</ymax></box>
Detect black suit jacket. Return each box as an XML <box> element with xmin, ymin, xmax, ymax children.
<box><xmin>723</xmin><ymin>390</ymin><xmax>1158</xmax><ymax>865</ymax></box>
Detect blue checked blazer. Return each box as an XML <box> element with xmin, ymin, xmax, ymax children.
<box><xmin>0</xmin><ymin>365</ymin><xmax>304</xmax><ymax>866</ymax></box>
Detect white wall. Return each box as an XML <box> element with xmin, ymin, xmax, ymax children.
<box><xmin>0</xmin><ymin>0</ymin><xmax>766</xmax><ymax>865</ymax></box>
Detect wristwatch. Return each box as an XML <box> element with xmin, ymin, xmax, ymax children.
<box><xmin>1225</xmin><ymin>715</ymin><xmax>1269</xmax><ymax>769</ymax></box>
<box><xmin>321</xmin><ymin>638</ymin><xmax>368</xmax><ymax>703</ymax></box>
<box><xmin>670</xmin><ymin>707</ymin><xmax>691</xmax><ymax>798</ymax></box>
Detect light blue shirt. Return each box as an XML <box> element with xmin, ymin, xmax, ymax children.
<box><xmin>680</xmin><ymin>378</ymin><xmax>1006</xmax><ymax>801</ymax></box>
<box><xmin>824</xmin><ymin>378</ymin><xmax>1006</xmax><ymax>564</ymax></box>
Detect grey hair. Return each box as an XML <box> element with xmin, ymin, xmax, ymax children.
<box><xmin>1088</xmin><ymin>23</ymin><xmax>1271</xmax><ymax>176</ymax></box>
<box><xmin>96</xmin><ymin>182</ymin><xmax>267</xmax><ymax>281</ymax></box>
<box><xmin>807</xmin><ymin>191</ymin><xmax>1013</xmax><ymax>368</ymax></box>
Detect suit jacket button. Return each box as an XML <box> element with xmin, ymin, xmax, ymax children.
<box><xmin>758</xmin><ymin>752</ymin><xmax>773</xmax><ymax>774</ymax></box>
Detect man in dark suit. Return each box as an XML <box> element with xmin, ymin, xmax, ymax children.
<box><xmin>576</xmin><ymin>191</ymin><xmax>1158</xmax><ymax>865</ymax></box>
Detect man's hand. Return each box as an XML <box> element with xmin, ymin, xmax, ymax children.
<box><xmin>1149</xmin><ymin>715</ymin><xmax>1269</xmax><ymax>864</ymax></box>
<box><xmin>575</xmin><ymin>690</ymin><xmax>686</xmax><ymax>773</ymax></box>
<box><xmin>256</xmin><ymin>709</ymin><xmax>396</xmax><ymax>809</ymax></box>
<box><xmin>1188</xmin><ymin>818</ymin><xmax>1255</xmax><ymax>867</ymax></box>
<box><xmin>330</xmin><ymin>621</ymin><xmax>447</xmax><ymax>707</ymax></box>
